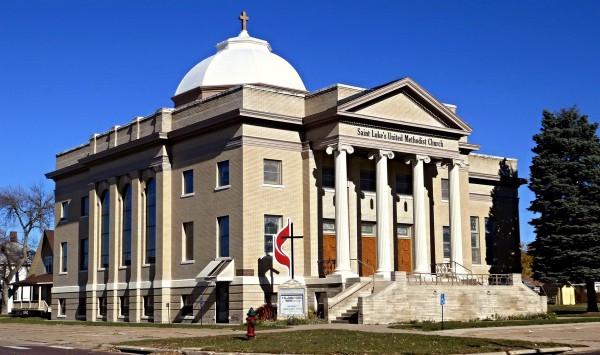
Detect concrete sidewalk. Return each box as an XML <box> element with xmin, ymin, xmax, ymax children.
<box><xmin>0</xmin><ymin>321</ymin><xmax>598</xmax><ymax>353</ymax></box>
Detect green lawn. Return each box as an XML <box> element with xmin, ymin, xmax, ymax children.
<box><xmin>549</xmin><ymin>303</ymin><xmax>600</xmax><ymax>317</ymax></box>
<box><xmin>118</xmin><ymin>329</ymin><xmax>572</xmax><ymax>354</ymax></box>
<box><xmin>390</xmin><ymin>317</ymin><xmax>600</xmax><ymax>331</ymax></box>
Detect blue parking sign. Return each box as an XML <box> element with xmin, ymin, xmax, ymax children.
<box><xmin>440</xmin><ymin>293</ymin><xmax>445</xmax><ymax>305</ymax></box>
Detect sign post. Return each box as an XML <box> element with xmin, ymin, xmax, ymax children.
<box><xmin>440</xmin><ymin>293</ymin><xmax>445</xmax><ymax>330</ymax></box>
<box><xmin>200</xmin><ymin>296</ymin><xmax>204</xmax><ymax>325</ymax></box>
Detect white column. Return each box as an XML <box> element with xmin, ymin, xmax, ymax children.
<box><xmin>326</xmin><ymin>143</ymin><xmax>356</xmax><ymax>279</ymax></box>
<box><xmin>406</xmin><ymin>155</ymin><xmax>431</xmax><ymax>273</ymax></box>
<box><xmin>449</xmin><ymin>158</ymin><xmax>467</xmax><ymax>273</ymax></box>
<box><xmin>370</xmin><ymin>150</ymin><xmax>395</xmax><ymax>279</ymax></box>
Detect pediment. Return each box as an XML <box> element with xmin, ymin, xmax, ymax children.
<box><xmin>337</xmin><ymin>78</ymin><xmax>472</xmax><ymax>133</ymax></box>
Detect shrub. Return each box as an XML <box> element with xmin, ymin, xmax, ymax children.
<box><xmin>255</xmin><ymin>304</ymin><xmax>276</xmax><ymax>321</ymax></box>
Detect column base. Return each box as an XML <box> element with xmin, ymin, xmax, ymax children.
<box><xmin>374</xmin><ymin>271</ymin><xmax>392</xmax><ymax>281</ymax></box>
<box><xmin>330</xmin><ymin>269</ymin><xmax>359</xmax><ymax>283</ymax></box>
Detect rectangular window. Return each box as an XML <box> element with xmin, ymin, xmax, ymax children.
<box><xmin>361</xmin><ymin>222</ymin><xmax>375</xmax><ymax>236</ymax></box>
<box><xmin>485</xmin><ymin>217</ymin><xmax>497</xmax><ymax>265</ymax></box>
<box><xmin>396</xmin><ymin>174</ymin><xmax>412</xmax><ymax>195</ymax></box>
<box><xmin>44</xmin><ymin>256</ymin><xmax>53</xmax><ymax>274</ymax></box>
<box><xmin>58</xmin><ymin>299</ymin><xmax>66</xmax><ymax>316</ymax></box>
<box><xmin>61</xmin><ymin>242</ymin><xmax>67</xmax><ymax>273</ymax></box>
<box><xmin>471</xmin><ymin>216</ymin><xmax>481</xmax><ymax>264</ymax></box>
<box><xmin>183</xmin><ymin>222</ymin><xmax>194</xmax><ymax>261</ymax></box>
<box><xmin>443</xmin><ymin>226</ymin><xmax>451</xmax><ymax>259</ymax></box>
<box><xmin>264</xmin><ymin>215</ymin><xmax>282</xmax><ymax>254</ymax></box>
<box><xmin>263</xmin><ymin>159</ymin><xmax>282</xmax><ymax>185</ymax></box>
<box><xmin>441</xmin><ymin>179</ymin><xmax>449</xmax><ymax>201</ymax></box>
<box><xmin>143</xmin><ymin>295</ymin><xmax>153</xmax><ymax>318</ymax></box>
<box><xmin>323</xmin><ymin>219</ymin><xmax>335</xmax><ymax>233</ymax></box>
<box><xmin>119</xmin><ymin>296</ymin><xmax>129</xmax><ymax>318</ymax></box>
<box><xmin>217</xmin><ymin>160</ymin><xmax>230</xmax><ymax>187</ymax></box>
<box><xmin>98</xmin><ymin>297</ymin><xmax>107</xmax><ymax>317</ymax></box>
<box><xmin>80</xmin><ymin>239</ymin><xmax>88</xmax><ymax>271</ymax></box>
<box><xmin>81</xmin><ymin>196</ymin><xmax>89</xmax><ymax>217</ymax></box>
<box><xmin>218</xmin><ymin>216</ymin><xmax>230</xmax><ymax>257</ymax></box>
<box><xmin>396</xmin><ymin>224</ymin><xmax>411</xmax><ymax>237</ymax></box>
<box><xmin>61</xmin><ymin>201</ymin><xmax>69</xmax><ymax>221</ymax></box>
<box><xmin>78</xmin><ymin>297</ymin><xmax>86</xmax><ymax>317</ymax></box>
<box><xmin>360</xmin><ymin>170</ymin><xmax>376</xmax><ymax>192</ymax></box>
<box><xmin>181</xmin><ymin>294</ymin><xmax>193</xmax><ymax>317</ymax></box>
<box><xmin>322</xmin><ymin>166</ymin><xmax>335</xmax><ymax>189</ymax></box>
<box><xmin>183</xmin><ymin>169</ymin><xmax>194</xmax><ymax>195</ymax></box>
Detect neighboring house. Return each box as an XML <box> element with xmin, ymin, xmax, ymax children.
<box><xmin>11</xmin><ymin>230</ymin><xmax>54</xmax><ymax>317</ymax></box>
<box><xmin>0</xmin><ymin>232</ymin><xmax>32</xmax><ymax>314</ymax></box>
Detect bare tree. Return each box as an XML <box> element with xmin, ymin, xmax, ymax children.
<box><xmin>0</xmin><ymin>183</ymin><xmax>53</xmax><ymax>314</ymax></box>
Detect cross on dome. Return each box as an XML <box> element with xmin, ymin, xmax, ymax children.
<box><xmin>239</xmin><ymin>11</ymin><xmax>249</xmax><ymax>31</ymax></box>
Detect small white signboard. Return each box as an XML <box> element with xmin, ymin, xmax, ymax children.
<box><xmin>278</xmin><ymin>279</ymin><xmax>307</xmax><ymax>318</ymax></box>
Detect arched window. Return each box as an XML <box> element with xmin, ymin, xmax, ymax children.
<box><xmin>100</xmin><ymin>191</ymin><xmax>110</xmax><ymax>268</ymax></box>
<box><xmin>145</xmin><ymin>179</ymin><xmax>156</xmax><ymax>264</ymax></box>
<box><xmin>122</xmin><ymin>184</ymin><xmax>132</xmax><ymax>266</ymax></box>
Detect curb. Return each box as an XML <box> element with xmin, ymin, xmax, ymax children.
<box><xmin>115</xmin><ymin>345</ymin><xmax>573</xmax><ymax>355</ymax></box>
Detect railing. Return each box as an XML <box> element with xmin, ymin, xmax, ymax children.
<box><xmin>407</xmin><ymin>273</ymin><xmax>513</xmax><ymax>286</ymax></box>
<box><xmin>13</xmin><ymin>299</ymin><xmax>50</xmax><ymax>313</ymax></box>
<box><xmin>317</xmin><ymin>259</ymin><xmax>336</xmax><ymax>278</ymax></box>
<box><xmin>434</xmin><ymin>261</ymin><xmax>473</xmax><ymax>276</ymax></box>
<box><xmin>351</xmin><ymin>258</ymin><xmax>374</xmax><ymax>293</ymax></box>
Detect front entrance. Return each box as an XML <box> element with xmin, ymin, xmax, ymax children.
<box><xmin>397</xmin><ymin>238</ymin><xmax>412</xmax><ymax>272</ymax></box>
<box><xmin>216</xmin><ymin>282</ymin><xmax>229</xmax><ymax>323</ymax></box>
<box><xmin>361</xmin><ymin>237</ymin><xmax>376</xmax><ymax>276</ymax></box>
<box><xmin>322</xmin><ymin>234</ymin><xmax>336</xmax><ymax>276</ymax></box>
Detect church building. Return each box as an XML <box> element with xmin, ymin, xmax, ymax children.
<box><xmin>47</xmin><ymin>13</ymin><xmax>545</xmax><ymax>324</ymax></box>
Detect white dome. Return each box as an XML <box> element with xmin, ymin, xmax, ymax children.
<box><xmin>175</xmin><ymin>31</ymin><xmax>306</xmax><ymax>96</ymax></box>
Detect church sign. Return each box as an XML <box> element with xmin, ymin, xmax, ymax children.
<box><xmin>339</xmin><ymin>124</ymin><xmax>457</xmax><ymax>150</ymax></box>
<box><xmin>356</xmin><ymin>127</ymin><xmax>446</xmax><ymax>147</ymax></box>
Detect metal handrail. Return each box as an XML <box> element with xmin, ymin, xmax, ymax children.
<box><xmin>434</xmin><ymin>261</ymin><xmax>473</xmax><ymax>275</ymax></box>
<box><xmin>351</xmin><ymin>258</ymin><xmax>375</xmax><ymax>293</ymax></box>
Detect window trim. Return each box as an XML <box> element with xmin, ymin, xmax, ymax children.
<box><xmin>216</xmin><ymin>160</ymin><xmax>230</xmax><ymax>190</ymax></box>
<box><xmin>60</xmin><ymin>242</ymin><xmax>68</xmax><ymax>274</ymax></box>
<box><xmin>263</xmin><ymin>159</ymin><xmax>283</xmax><ymax>186</ymax></box>
<box><xmin>217</xmin><ymin>215</ymin><xmax>230</xmax><ymax>258</ymax></box>
<box><xmin>182</xmin><ymin>221</ymin><xmax>194</xmax><ymax>262</ymax></box>
<box><xmin>264</xmin><ymin>215</ymin><xmax>282</xmax><ymax>255</ymax></box>
<box><xmin>442</xmin><ymin>226</ymin><xmax>451</xmax><ymax>260</ymax></box>
<box><xmin>60</xmin><ymin>201</ymin><xmax>69</xmax><ymax>222</ymax></box>
<box><xmin>441</xmin><ymin>178</ymin><xmax>450</xmax><ymax>202</ymax></box>
<box><xmin>182</xmin><ymin>169</ymin><xmax>194</xmax><ymax>197</ymax></box>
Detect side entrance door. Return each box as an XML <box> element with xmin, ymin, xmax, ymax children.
<box><xmin>216</xmin><ymin>282</ymin><xmax>229</xmax><ymax>323</ymax></box>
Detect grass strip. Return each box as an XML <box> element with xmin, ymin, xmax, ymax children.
<box><xmin>118</xmin><ymin>329</ymin><xmax>571</xmax><ymax>354</ymax></box>
<box><xmin>391</xmin><ymin>317</ymin><xmax>600</xmax><ymax>331</ymax></box>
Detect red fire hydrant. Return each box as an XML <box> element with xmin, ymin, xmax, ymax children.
<box><xmin>246</xmin><ymin>307</ymin><xmax>257</xmax><ymax>339</ymax></box>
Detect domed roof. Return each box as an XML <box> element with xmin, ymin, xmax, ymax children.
<box><xmin>174</xmin><ymin>30</ymin><xmax>306</xmax><ymax>96</ymax></box>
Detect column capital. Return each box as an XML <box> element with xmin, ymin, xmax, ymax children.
<box><xmin>447</xmin><ymin>158</ymin><xmax>467</xmax><ymax>168</ymax></box>
<box><xmin>326</xmin><ymin>143</ymin><xmax>354</xmax><ymax>155</ymax></box>
<box><xmin>405</xmin><ymin>154</ymin><xmax>431</xmax><ymax>165</ymax></box>
<box><xmin>369</xmin><ymin>149</ymin><xmax>395</xmax><ymax>161</ymax></box>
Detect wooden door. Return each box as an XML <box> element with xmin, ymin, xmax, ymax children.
<box><xmin>397</xmin><ymin>238</ymin><xmax>412</xmax><ymax>272</ymax></box>
<box><xmin>322</xmin><ymin>234</ymin><xmax>336</xmax><ymax>275</ymax></box>
<box><xmin>361</xmin><ymin>237</ymin><xmax>376</xmax><ymax>276</ymax></box>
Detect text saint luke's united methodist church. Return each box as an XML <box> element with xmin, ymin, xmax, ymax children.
<box><xmin>47</xmin><ymin>12</ymin><xmax>546</xmax><ymax>324</ymax></box>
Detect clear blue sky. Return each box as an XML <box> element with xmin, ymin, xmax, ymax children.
<box><xmin>1</xmin><ymin>1</ymin><xmax>599</xmax><ymax>245</ymax></box>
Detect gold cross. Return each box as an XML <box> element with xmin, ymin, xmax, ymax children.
<box><xmin>239</xmin><ymin>11</ymin><xmax>250</xmax><ymax>31</ymax></box>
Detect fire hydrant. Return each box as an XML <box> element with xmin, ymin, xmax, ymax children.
<box><xmin>246</xmin><ymin>307</ymin><xmax>257</xmax><ymax>339</ymax></box>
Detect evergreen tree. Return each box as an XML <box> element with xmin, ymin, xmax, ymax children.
<box><xmin>529</xmin><ymin>108</ymin><xmax>600</xmax><ymax>312</ymax></box>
